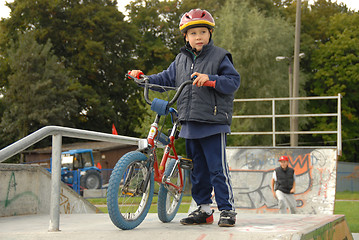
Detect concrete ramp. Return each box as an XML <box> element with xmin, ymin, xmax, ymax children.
<box><xmin>225</xmin><ymin>147</ymin><xmax>338</xmax><ymax>214</ymax></box>
<box><xmin>0</xmin><ymin>213</ymin><xmax>353</xmax><ymax>240</ymax></box>
<box><xmin>0</xmin><ymin>164</ymin><xmax>100</xmax><ymax>217</ymax></box>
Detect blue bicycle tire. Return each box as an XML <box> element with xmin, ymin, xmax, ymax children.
<box><xmin>107</xmin><ymin>151</ymin><xmax>154</xmax><ymax>230</ymax></box>
<box><xmin>157</xmin><ymin>158</ymin><xmax>186</xmax><ymax>223</ymax></box>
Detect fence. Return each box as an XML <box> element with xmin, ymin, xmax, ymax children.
<box><xmin>337</xmin><ymin>161</ymin><xmax>359</xmax><ymax>192</ymax></box>
<box><xmin>231</xmin><ymin>94</ymin><xmax>342</xmax><ymax>156</ymax></box>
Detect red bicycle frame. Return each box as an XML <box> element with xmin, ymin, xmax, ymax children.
<box><xmin>147</xmin><ymin>118</ymin><xmax>185</xmax><ymax>194</ymax></box>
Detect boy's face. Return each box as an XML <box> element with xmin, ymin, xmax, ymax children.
<box><xmin>185</xmin><ymin>27</ymin><xmax>211</xmax><ymax>52</ymax></box>
<box><xmin>279</xmin><ymin>160</ymin><xmax>289</xmax><ymax>170</ymax></box>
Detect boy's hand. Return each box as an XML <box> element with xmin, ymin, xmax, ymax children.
<box><xmin>128</xmin><ymin>70</ymin><xmax>144</xmax><ymax>79</ymax></box>
<box><xmin>191</xmin><ymin>72</ymin><xmax>210</xmax><ymax>87</ymax></box>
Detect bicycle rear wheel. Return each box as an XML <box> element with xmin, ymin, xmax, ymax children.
<box><xmin>157</xmin><ymin>158</ymin><xmax>186</xmax><ymax>223</ymax></box>
<box><xmin>107</xmin><ymin>151</ymin><xmax>154</xmax><ymax>230</ymax></box>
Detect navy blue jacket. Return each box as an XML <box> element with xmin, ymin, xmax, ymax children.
<box><xmin>148</xmin><ymin>41</ymin><xmax>240</xmax><ymax>138</ymax></box>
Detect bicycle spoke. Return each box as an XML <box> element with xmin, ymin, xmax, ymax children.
<box><xmin>117</xmin><ymin>161</ymin><xmax>150</xmax><ymax>220</ymax></box>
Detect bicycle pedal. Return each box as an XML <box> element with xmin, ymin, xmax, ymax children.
<box><xmin>179</xmin><ymin>157</ymin><xmax>193</xmax><ymax>170</ymax></box>
<box><xmin>122</xmin><ymin>191</ymin><xmax>135</xmax><ymax>197</ymax></box>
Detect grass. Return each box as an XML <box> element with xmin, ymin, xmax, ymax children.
<box><xmin>88</xmin><ymin>195</ymin><xmax>192</xmax><ymax>214</ymax></box>
<box><xmin>87</xmin><ymin>195</ymin><xmax>192</xmax><ymax>205</ymax></box>
<box><xmin>334</xmin><ymin>191</ymin><xmax>359</xmax><ymax>233</ymax></box>
<box><xmin>88</xmin><ymin>192</ymin><xmax>359</xmax><ymax>233</ymax></box>
<box><xmin>334</xmin><ymin>201</ymin><xmax>359</xmax><ymax>233</ymax></box>
<box><xmin>335</xmin><ymin>191</ymin><xmax>359</xmax><ymax>200</ymax></box>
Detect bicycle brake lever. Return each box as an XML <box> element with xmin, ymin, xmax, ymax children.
<box><xmin>126</xmin><ymin>72</ymin><xmax>148</xmax><ymax>84</ymax></box>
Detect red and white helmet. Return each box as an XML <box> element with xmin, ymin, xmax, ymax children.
<box><xmin>179</xmin><ymin>9</ymin><xmax>215</xmax><ymax>34</ymax></box>
<box><xmin>279</xmin><ymin>156</ymin><xmax>289</xmax><ymax>161</ymax></box>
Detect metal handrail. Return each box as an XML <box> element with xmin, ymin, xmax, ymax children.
<box><xmin>0</xmin><ymin>126</ymin><xmax>141</xmax><ymax>232</ymax></box>
<box><xmin>232</xmin><ymin>94</ymin><xmax>342</xmax><ymax>155</ymax></box>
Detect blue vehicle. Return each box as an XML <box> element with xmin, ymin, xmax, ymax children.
<box><xmin>60</xmin><ymin>149</ymin><xmax>102</xmax><ymax>192</ymax></box>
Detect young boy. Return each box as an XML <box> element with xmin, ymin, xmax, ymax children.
<box><xmin>271</xmin><ymin>155</ymin><xmax>297</xmax><ymax>214</ymax></box>
<box><xmin>129</xmin><ymin>9</ymin><xmax>240</xmax><ymax>227</ymax></box>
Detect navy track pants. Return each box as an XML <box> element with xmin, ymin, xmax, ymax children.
<box><xmin>185</xmin><ymin>133</ymin><xmax>235</xmax><ymax>211</ymax></box>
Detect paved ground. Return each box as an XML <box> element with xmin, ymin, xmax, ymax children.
<box><xmin>0</xmin><ymin>213</ymin><xmax>355</xmax><ymax>240</ymax></box>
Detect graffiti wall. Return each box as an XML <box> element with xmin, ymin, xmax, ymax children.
<box><xmin>0</xmin><ymin>164</ymin><xmax>99</xmax><ymax>217</ymax></box>
<box><xmin>225</xmin><ymin>147</ymin><xmax>338</xmax><ymax>214</ymax></box>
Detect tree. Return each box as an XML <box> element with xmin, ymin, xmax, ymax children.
<box><xmin>214</xmin><ymin>0</ymin><xmax>298</xmax><ymax>146</ymax></box>
<box><xmin>126</xmin><ymin>0</ymin><xmax>182</xmax><ymax>74</ymax></box>
<box><xmin>277</xmin><ymin>0</ymin><xmax>351</xmax><ymax>74</ymax></box>
<box><xmin>275</xmin><ymin>1</ymin><xmax>357</xmax><ymax>160</ymax></box>
<box><xmin>0</xmin><ymin>32</ymin><xmax>78</xmax><ymax>147</ymax></box>
<box><xmin>0</xmin><ymin>0</ymin><xmax>145</xmax><ymax>137</ymax></box>
<box><xmin>310</xmin><ymin>13</ymin><xmax>359</xmax><ymax>162</ymax></box>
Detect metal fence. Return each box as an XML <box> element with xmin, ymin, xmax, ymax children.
<box><xmin>231</xmin><ymin>94</ymin><xmax>342</xmax><ymax>156</ymax></box>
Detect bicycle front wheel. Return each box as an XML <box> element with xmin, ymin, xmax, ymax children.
<box><xmin>107</xmin><ymin>151</ymin><xmax>154</xmax><ymax>230</ymax></box>
<box><xmin>157</xmin><ymin>158</ymin><xmax>186</xmax><ymax>223</ymax></box>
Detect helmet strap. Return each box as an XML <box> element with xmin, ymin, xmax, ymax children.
<box><xmin>185</xmin><ymin>41</ymin><xmax>199</xmax><ymax>55</ymax></box>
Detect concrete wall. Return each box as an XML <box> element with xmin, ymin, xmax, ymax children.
<box><xmin>224</xmin><ymin>147</ymin><xmax>338</xmax><ymax>214</ymax></box>
<box><xmin>0</xmin><ymin>164</ymin><xmax>99</xmax><ymax>217</ymax></box>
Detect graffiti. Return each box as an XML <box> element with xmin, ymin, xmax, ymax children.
<box><xmin>1</xmin><ymin>168</ymin><xmax>96</xmax><ymax>216</ymax></box>
<box><xmin>60</xmin><ymin>189</ymin><xmax>88</xmax><ymax>214</ymax></box>
<box><xmin>0</xmin><ymin>171</ymin><xmax>40</xmax><ymax>212</ymax></box>
<box><xmin>5</xmin><ymin>172</ymin><xmax>17</xmax><ymax>207</ymax></box>
<box><xmin>304</xmin><ymin>221</ymin><xmax>336</xmax><ymax>240</ymax></box>
<box><xmin>224</xmin><ymin>148</ymin><xmax>337</xmax><ymax>214</ymax></box>
<box><xmin>60</xmin><ymin>189</ymin><xmax>72</xmax><ymax>213</ymax></box>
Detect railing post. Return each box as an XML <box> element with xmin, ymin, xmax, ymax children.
<box><xmin>49</xmin><ymin>134</ymin><xmax>62</xmax><ymax>232</ymax></box>
<box><xmin>338</xmin><ymin>93</ymin><xmax>342</xmax><ymax>156</ymax></box>
<box><xmin>272</xmin><ymin>99</ymin><xmax>276</xmax><ymax>147</ymax></box>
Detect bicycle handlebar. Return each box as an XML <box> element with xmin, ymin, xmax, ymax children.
<box><xmin>126</xmin><ymin>73</ymin><xmax>215</xmax><ymax>107</ymax></box>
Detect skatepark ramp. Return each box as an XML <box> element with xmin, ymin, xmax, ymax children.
<box><xmin>0</xmin><ymin>164</ymin><xmax>99</xmax><ymax>216</ymax></box>
<box><xmin>226</xmin><ymin>147</ymin><xmax>338</xmax><ymax>214</ymax></box>
<box><xmin>0</xmin><ymin>126</ymin><xmax>140</xmax><ymax>231</ymax></box>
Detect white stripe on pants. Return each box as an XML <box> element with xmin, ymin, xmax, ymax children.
<box><xmin>275</xmin><ymin>190</ymin><xmax>296</xmax><ymax>214</ymax></box>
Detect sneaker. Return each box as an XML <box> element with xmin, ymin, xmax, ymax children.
<box><xmin>218</xmin><ymin>210</ymin><xmax>237</xmax><ymax>227</ymax></box>
<box><xmin>180</xmin><ymin>207</ymin><xmax>214</xmax><ymax>225</ymax></box>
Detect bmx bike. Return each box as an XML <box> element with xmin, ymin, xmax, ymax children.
<box><xmin>107</xmin><ymin>73</ymin><xmax>199</xmax><ymax>230</ymax></box>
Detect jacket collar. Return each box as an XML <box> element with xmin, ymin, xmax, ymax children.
<box><xmin>181</xmin><ymin>40</ymin><xmax>214</xmax><ymax>58</ymax></box>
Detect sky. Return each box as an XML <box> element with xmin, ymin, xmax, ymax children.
<box><xmin>0</xmin><ymin>0</ymin><xmax>358</xmax><ymax>19</ymax></box>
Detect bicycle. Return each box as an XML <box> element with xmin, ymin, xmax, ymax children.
<box><xmin>106</xmin><ymin>73</ymin><xmax>203</xmax><ymax>230</ymax></box>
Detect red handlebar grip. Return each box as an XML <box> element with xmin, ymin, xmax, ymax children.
<box><xmin>203</xmin><ymin>81</ymin><xmax>216</xmax><ymax>88</ymax></box>
<box><xmin>128</xmin><ymin>71</ymin><xmax>144</xmax><ymax>79</ymax></box>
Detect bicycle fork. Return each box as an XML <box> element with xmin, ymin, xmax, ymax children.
<box><xmin>122</xmin><ymin>158</ymin><xmax>154</xmax><ymax>196</ymax></box>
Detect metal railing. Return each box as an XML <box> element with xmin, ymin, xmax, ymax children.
<box><xmin>231</xmin><ymin>94</ymin><xmax>342</xmax><ymax>155</ymax></box>
<box><xmin>0</xmin><ymin>126</ymin><xmax>141</xmax><ymax>232</ymax></box>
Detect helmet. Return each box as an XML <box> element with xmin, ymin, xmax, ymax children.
<box><xmin>179</xmin><ymin>9</ymin><xmax>215</xmax><ymax>34</ymax></box>
<box><xmin>279</xmin><ymin>156</ymin><xmax>289</xmax><ymax>161</ymax></box>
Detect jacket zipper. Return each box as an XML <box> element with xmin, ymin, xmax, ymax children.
<box><xmin>189</xmin><ymin>50</ymin><xmax>218</xmax><ymax>116</ymax></box>
<box><xmin>213</xmin><ymin>93</ymin><xmax>217</xmax><ymax>115</ymax></box>
<box><xmin>185</xmin><ymin>52</ymin><xmax>196</xmax><ymax>121</ymax></box>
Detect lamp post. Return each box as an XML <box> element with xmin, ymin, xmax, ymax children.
<box><xmin>292</xmin><ymin>0</ymin><xmax>302</xmax><ymax>147</ymax></box>
<box><xmin>276</xmin><ymin>53</ymin><xmax>305</xmax><ymax>146</ymax></box>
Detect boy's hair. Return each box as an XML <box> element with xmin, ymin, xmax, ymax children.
<box><xmin>179</xmin><ymin>9</ymin><xmax>215</xmax><ymax>34</ymax></box>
